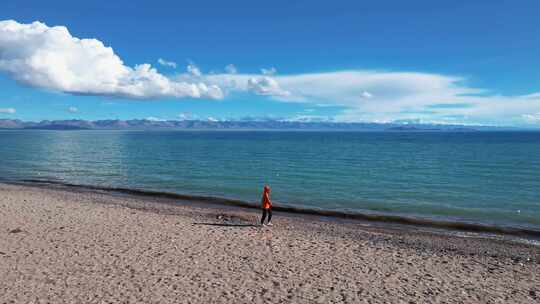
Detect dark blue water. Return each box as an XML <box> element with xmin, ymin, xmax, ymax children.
<box><xmin>1</xmin><ymin>130</ymin><xmax>539</xmax><ymax>230</ymax></box>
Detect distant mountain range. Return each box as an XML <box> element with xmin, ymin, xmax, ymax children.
<box><xmin>0</xmin><ymin>118</ymin><xmax>503</xmax><ymax>131</ymax></box>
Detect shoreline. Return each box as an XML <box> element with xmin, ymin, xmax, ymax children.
<box><xmin>1</xmin><ymin>182</ymin><xmax>539</xmax><ymax>303</ymax></box>
<box><xmin>6</xmin><ymin>179</ymin><xmax>540</xmax><ymax>241</ymax></box>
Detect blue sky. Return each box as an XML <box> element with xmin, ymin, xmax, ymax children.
<box><xmin>1</xmin><ymin>0</ymin><xmax>540</xmax><ymax>126</ymax></box>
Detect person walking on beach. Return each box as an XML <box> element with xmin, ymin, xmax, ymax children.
<box><xmin>260</xmin><ymin>185</ymin><xmax>273</xmax><ymax>226</ymax></box>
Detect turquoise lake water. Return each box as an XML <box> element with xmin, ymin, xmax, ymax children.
<box><xmin>1</xmin><ymin>130</ymin><xmax>539</xmax><ymax>230</ymax></box>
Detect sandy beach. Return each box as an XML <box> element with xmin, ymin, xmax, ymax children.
<box><xmin>1</xmin><ymin>183</ymin><xmax>539</xmax><ymax>303</ymax></box>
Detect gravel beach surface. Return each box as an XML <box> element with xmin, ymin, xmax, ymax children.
<box><xmin>1</xmin><ymin>183</ymin><xmax>539</xmax><ymax>303</ymax></box>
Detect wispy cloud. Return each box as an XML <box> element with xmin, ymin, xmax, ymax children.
<box><xmin>426</xmin><ymin>103</ymin><xmax>473</xmax><ymax>109</ymax></box>
<box><xmin>178</xmin><ymin>112</ymin><xmax>194</xmax><ymax>120</ymax></box>
<box><xmin>204</xmin><ymin>70</ymin><xmax>540</xmax><ymax>126</ymax></box>
<box><xmin>0</xmin><ymin>20</ymin><xmax>223</xmax><ymax>100</ymax></box>
<box><xmin>261</xmin><ymin>67</ymin><xmax>277</xmax><ymax>76</ymax></box>
<box><xmin>247</xmin><ymin>76</ymin><xmax>290</xmax><ymax>97</ymax></box>
<box><xmin>187</xmin><ymin>63</ymin><xmax>202</xmax><ymax>77</ymax></box>
<box><xmin>522</xmin><ymin>112</ymin><xmax>540</xmax><ymax>123</ymax></box>
<box><xmin>0</xmin><ymin>108</ymin><xmax>16</xmax><ymax>114</ymax></box>
<box><xmin>145</xmin><ymin>116</ymin><xmax>166</xmax><ymax>122</ymax></box>
<box><xmin>224</xmin><ymin>64</ymin><xmax>237</xmax><ymax>74</ymax></box>
<box><xmin>286</xmin><ymin>114</ymin><xmax>334</xmax><ymax>122</ymax></box>
<box><xmin>157</xmin><ymin>58</ymin><xmax>177</xmax><ymax>69</ymax></box>
<box><xmin>67</xmin><ymin>106</ymin><xmax>79</xmax><ymax>113</ymax></box>
<box><xmin>361</xmin><ymin>91</ymin><xmax>373</xmax><ymax>99</ymax></box>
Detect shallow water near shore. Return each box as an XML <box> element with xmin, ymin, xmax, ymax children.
<box><xmin>1</xmin><ymin>130</ymin><xmax>540</xmax><ymax>231</ymax></box>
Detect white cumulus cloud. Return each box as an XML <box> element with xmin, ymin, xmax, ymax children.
<box><xmin>0</xmin><ymin>20</ymin><xmax>223</xmax><ymax>100</ymax></box>
<box><xmin>0</xmin><ymin>108</ymin><xmax>16</xmax><ymax>114</ymax></box>
<box><xmin>67</xmin><ymin>106</ymin><xmax>78</xmax><ymax>113</ymax></box>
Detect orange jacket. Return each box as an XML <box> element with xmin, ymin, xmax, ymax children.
<box><xmin>261</xmin><ymin>186</ymin><xmax>272</xmax><ymax>209</ymax></box>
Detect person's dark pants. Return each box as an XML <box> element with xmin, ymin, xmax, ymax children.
<box><xmin>261</xmin><ymin>208</ymin><xmax>272</xmax><ymax>224</ymax></box>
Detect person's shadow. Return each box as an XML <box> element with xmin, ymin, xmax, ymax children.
<box><xmin>193</xmin><ymin>222</ymin><xmax>256</xmax><ymax>227</ymax></box>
